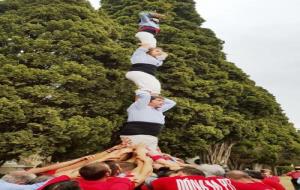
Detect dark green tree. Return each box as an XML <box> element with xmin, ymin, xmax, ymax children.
<box><xmin>101</xmin><ymin>0</ymin><xmax>300</xmax><ymax>165</ymax></box>
<box><xmin>0</xmin><ymin>0</ymin><xmax>133</xmax><ymax>162</ymax></box>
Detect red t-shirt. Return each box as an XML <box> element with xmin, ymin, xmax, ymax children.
<box><xmin>77</xmin><ymin>177</ymin><xmax>135</xmax><ymax>190</ymax></box>
<box><xmin>230</xmin><ymin>180</ymin><xmax>275</xmax><ymax>190</ymax></box>
<box><xmin>152</xmin><ymin>176</ymin><xmax>236</xmax><ymax>190</ymax></box>
<box><xmin>141</xmin><ymin>184</ymin><xmax>150</xmax><ymax>190</ymax></box>
<box><xmin>264</xmin><ymin>176</ymin><xmax>280</xmax><ymax>183</ymax></box>
<box><xmin>263</xmin><ymin>178</ymin><xmax>286</xmax><ymax>190</ymax></box>
<box><xmin>37</xmin><ymin>175</ymin><xmax>71</xmax><ymax>190</ymax></box>
<box><xmin>287</xmin><ymin>171</ymin><xmax>300</xmax><ymax>179</ymax></box>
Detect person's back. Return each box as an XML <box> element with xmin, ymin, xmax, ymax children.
<box><xmin>152</xmin><ymin>175</ymin><xmax>236</xmax><ymax>190</ymax></box>
<box><xmin>230</xmin><ymin>180</ymin><xmax>275</xmax><ymax>190</ymax></box>
<box><xmin>77</xmin><ymin>177</ymin><xmax>134</xmax><ymax>190</ymax></box>
<box><xmin>287</xmin><ymin>170</ymin><xmax>300</xmax><ymax>179</ymax></box>
<box><xmin>262</xmin><ymin>178</ymin><xmax>285</xmax><ymax>190</ymax></box>
<box><xmin>287</xmin><ymin>166</ymin><xmax>300</xmax><ymax>190</ymax></box>
<box><xmin>41</xmin><ymin>180</ymin><xmax>80</xmax><ymax>190</ymax></box>
<box><xmin>226</xmin><ymin>170</ymin><xmax>276</xmax><ymax>190</ymax></box>
<box><xmin>0</xmin><ymin>179</ymin><xmax>46</xmax><ymax>190</ymax></box>
<box><xmin>152</xmin><ymin>167</ymin><xmax>236</xmax><ymax>190</ymax></box>
<box><xmin>77</xmin><ymin>162</ymin><xmax>134</xmax><ymax>190</ymax></box>
<box><xmin>77</xmin><ymin>177</ymin><xmax>108</xmax><ymax>190</ymax></box>
<box><xmin>0</xmin><ymin>171</ymin><xmax>47</xmax><ymax>190</ymax></box>
<box><xmin>287</xmin><ymin>167</ymin><xmax>300</xmax><ymax>190</ymax></box>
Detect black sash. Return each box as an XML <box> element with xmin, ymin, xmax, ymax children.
<box><xmin>120</xmin><ymin>121</ymin><xmax>163</xmax><ymax>136</ymax></box>
<box><xmin>129</xmin><ymin>63</ymin><xmax>158</xmax><ymax>76</ymax></box>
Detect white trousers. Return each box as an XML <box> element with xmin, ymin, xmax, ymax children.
<box><xmin>135</xmin><ymin>31</ymin><xmax>157</xmax><ymax>48</ymax></box>
<box><xmin>120</xmin><ymin>135</ymin><xmax>160</xmax><ymax>155</ymax></box>
<box><xmin>126</xmin><ymin>71</ymin><xmax>161</xmax><ymax>94</ymax></box>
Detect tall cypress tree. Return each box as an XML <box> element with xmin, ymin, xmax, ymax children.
<box><xmin>101</xmin><ymin>0</ymin><xmax>300</xmax><ymax>165</ymax></box>
<box><xmin>0</xmin><ymin>0</ymin><xmax>133</xmax><ymax>161</ymax></box>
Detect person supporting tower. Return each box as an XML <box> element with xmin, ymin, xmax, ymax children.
<box><xmin>119</xmin><ymin>90</ymin><xmax>176</xmax><ymax>164</ymax></box>
<box><xmin>136</xmin><ymin>11</ymin><xmax>165</xmax><ymax>48</ymax></box>
<box><xmin>126</xmin><ymin>43</ymin><xmax>168</xmax><ymax>95</ymax></box>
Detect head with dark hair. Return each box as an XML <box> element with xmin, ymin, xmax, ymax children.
<box><xmin>79</xmin><ymin>162</ymin><xmax>111</xmax><ymax>181</ymax></box>
<box><xmin>225</xmin><ymin>170</ymin><xmax>252</xmax><ymax>181</ymax></box>
<box><xmin>260</xmin><ymin>169</ymin><xmax>271</xmax><ymax>178</ymax></box>
<box><xmin>154</xmin><ymin>167</ymin><xmax>174</xmax><ymax>178</ymax></box>
<box><xmin>44</xmin><ymin>181</ymin><xmax>81</xmax><ymax>190</ymax></box>
<box><xmin>260</xmin><ymin>169</ymin><xmax>271</xmax><ymax>174</ymax></box>
<box><xmin>171</xmin><ymin>167</ymin><xmax>205</xmax><ymax>177</ymax></box>
<box><xmin>148</xmin><ymin>47</ymin><xmax>163</xmax><ymax>57</ymax></box>
<box><xmin>104</xmin><ymin>160</ymin><xmax>121</xmax><ymax>176</ymax></box>
<box><xmin>149</xmin><ymin>96</ymin><xmax>164</xmax><ymax>108</ymax></box>
<box><xmin>196</xmin><ymin>164</ymin><xmax>225</xmax><ymax>177</ymax></box>
<box><xmin>116</xmin><ymin>161</ymin><xmax>137</xmax><ymax>173</ymax></box>
<box><xmin>1</xmin><ymin>171</ymin><xmax>36</xmax><ymax>184</ymax></box>
<box><xmin>244</xmin><ymin>170</ymin><xmax>264</xmax><ymax>180</ymax></box>
<box><xmin>28</xmin><ymin>175</ymin><xmax>54</xmax><ymax>184</ymax></box>
<box><xmin>150</xmin><ymin>95</ymin><xmax>163</xmax><ymax>101</ymax></box>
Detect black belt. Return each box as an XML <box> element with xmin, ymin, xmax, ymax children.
<box><xmin>120</xmin><ymin>121</ymin><xmax>163</xmax><ymax>136</ymax></box>
<box><xmin>129</xmin><ymin>63</ymin><xmax>158</xmax><ymax>76</ymax></box>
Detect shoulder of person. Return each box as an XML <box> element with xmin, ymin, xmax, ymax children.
<box><xmin>107</xmin><ymin>177</ymin><xmax>132</xmax><ymax>183</ymax></box>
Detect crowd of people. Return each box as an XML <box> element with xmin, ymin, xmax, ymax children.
<box><xmin>0</xmin><ymin>143</ymin><xmax>297</xmax><ymax>190</ymax></box>
<box><xmin>1</xmin><ymin>11</ymin><xmax>299</xmax><ymax>190</ymax></box>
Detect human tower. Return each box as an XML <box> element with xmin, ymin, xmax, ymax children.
<box><xmin>119</xmin><ymin>11</ymin><xmax>182</xmax><ymax>169</ymax></box>
<box><xmin>2</xmin><ymin>11</ymin><xmax>292</xmax><ymax>190</ymax></box>
<box><xmin>26</xmin><ymin>11</ymin><xmax>184</xmax><ymax>177</ymax></box>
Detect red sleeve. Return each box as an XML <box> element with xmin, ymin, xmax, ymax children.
<box><xmin>229</xmin><ymin>180</ymin><xmax>245</xmax><ymax>190</ymax></box>
<box><xmin>150</xmin><ymin>155</ymin><xmax>163</xmax><ymax>161</ymax></box>
<box><xmin>263</xmin><ymin>179</ymin><xmax>286</xmax><ymax>190</ymax></box>
<box><xmin>37</xmin><ymin>175</ymin><xmax>71</xmax><ymax>190</ymax></box>
<box><xmin>41</xmin><ymin>169</ymin><xmax>57</xmax><ymax>175</ymax></box>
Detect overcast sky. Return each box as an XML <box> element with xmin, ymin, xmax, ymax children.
<box><xmin>196</xmin><ymin>0</ymin><xmax>300</xmax><ymax>129</ymax></box>
<box><xmin>88</xmin><ymin>0</ymin><xmax>300</xmax><ymax>129</ymax></box>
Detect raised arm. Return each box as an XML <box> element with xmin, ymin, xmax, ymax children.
<box><xmin>27</xmin><ymin>157</ymin><xmax>90</xmax><ymax>174</ymax></box>
<box><xmin>130</xmin><ymin>46</ymin><xmax>150</xmax><ymax>64</ymax></box>
<box><xmin>149</xmin><ymin>12</ymin><xmax>165</xmax><ymax>19</ymax></box>
<box><xmin>160</xmin><ymin>98</ymin><xmax>176</xmax><ymax>112</ymax></box>
<box><xmin>55</xmin><ymin>146</ymin><xmax>133</xmax><ymax>177</ymax></box>
<box><xmin>29</xmin><ymin>144</ymin><xmax>129</xmax><ymax>175</ymax></box>
<box><xmin>131</xmin><ymin>44</ymin><xmax>152</xmax><ymax>57</ymax></box>
<box><xmin>128</xmin><ymin>90</ymin><xmax>151</xmax><ymax>110</ymax></box>
<box><xmin>130</xmin><ymin>145</ymin><xmax>153</xmax><ymax>187</ymax></box>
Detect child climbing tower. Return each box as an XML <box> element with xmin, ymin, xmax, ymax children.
<box><xmin>126</xmin><ymin>12</ymin><xmax>168</xmax><ymax>95</ymax></box>
<box><xmin>135</xmin><ymin>11</ymin><xmax>165</xmax><ymax>48</ymax></box>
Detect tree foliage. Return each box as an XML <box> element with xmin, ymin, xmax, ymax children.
<box><xmin>101</xmin><ymin>0</ymin><xmax>300</xmax><ymax>165</ymax></box>
<box><xmin>0</xmin><ymin>0</ymin><xmax>299</xmax><ymax>166</ymax></box>
<box><xmin>0</xmin><ymin>0</ymin><xmax>132</xmax><ymax>161</ymax></box>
